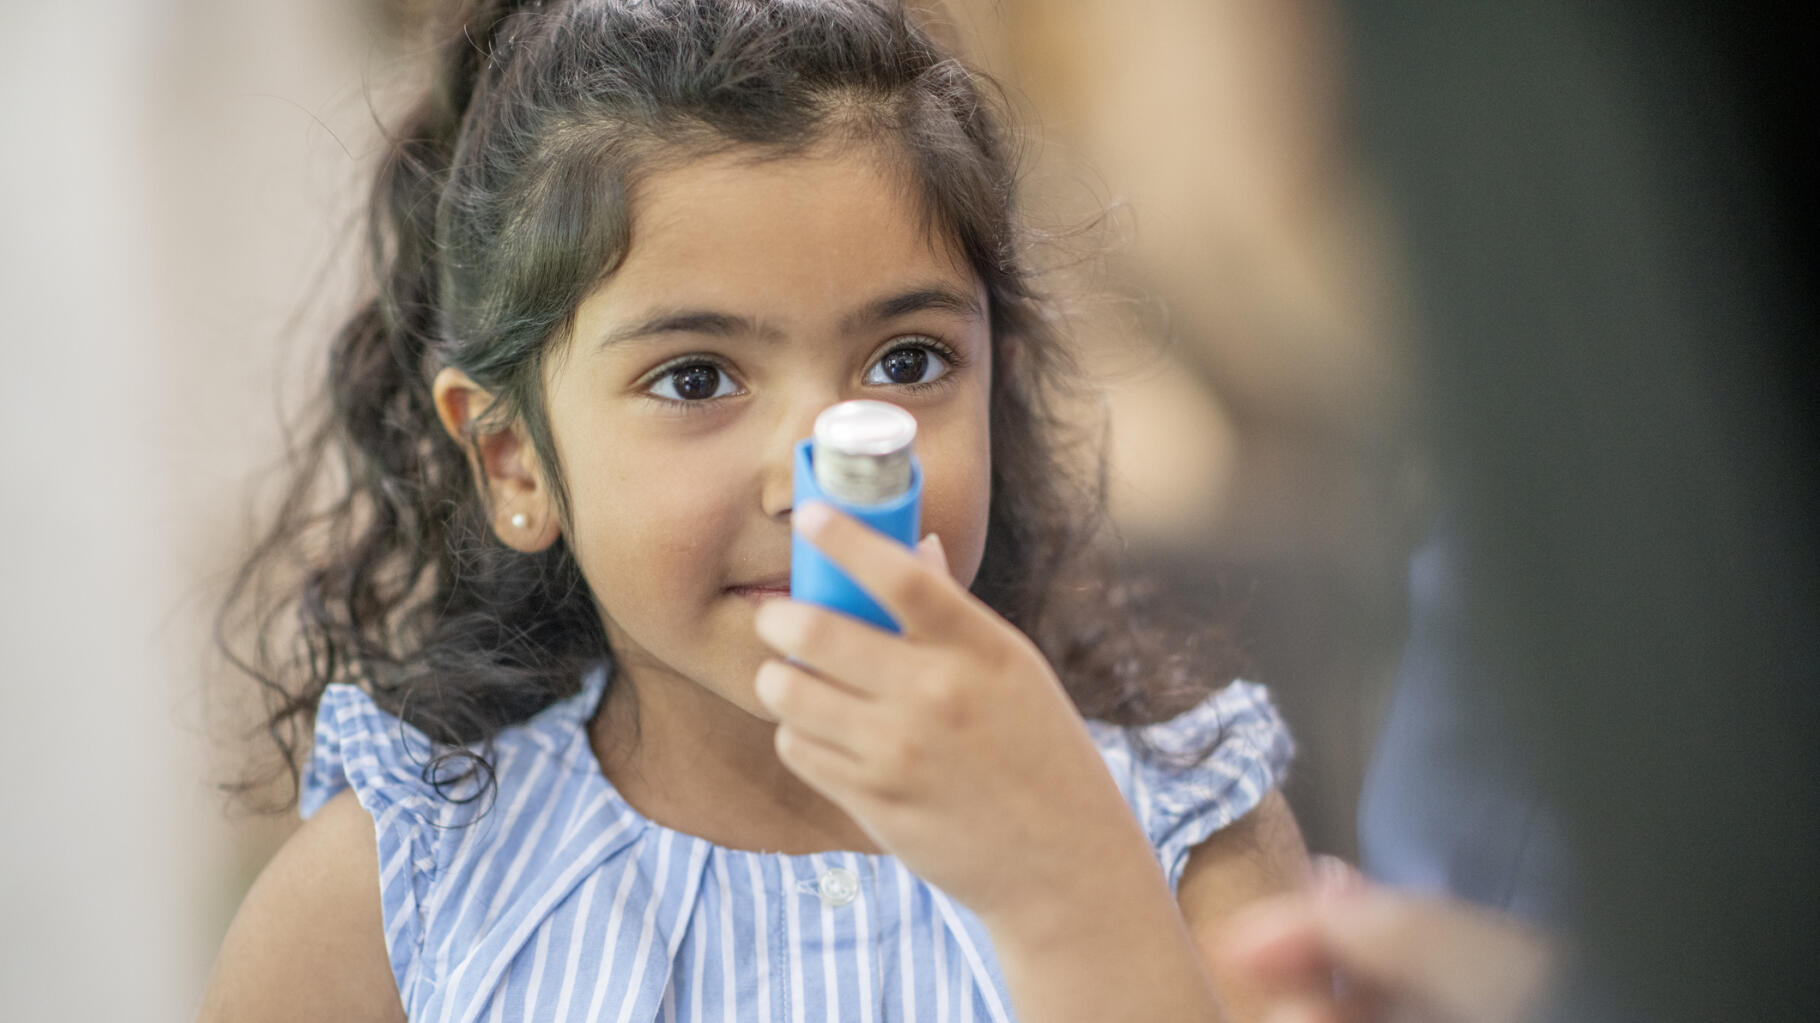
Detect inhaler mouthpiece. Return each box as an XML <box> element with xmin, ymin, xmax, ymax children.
<box><xmin>811</xmin><ymin>400</ymin><xmax>917</xmax><ymax>505</ymax></box>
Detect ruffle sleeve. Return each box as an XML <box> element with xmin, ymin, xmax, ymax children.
<box><xmin>1086</xmin><ymin>680</ymin><xmax>1295</xmax><ymax>892</ymax></box>
<box><xmin>299</xmin><ymin>682</ymin><xmax>453</xmax><ymax>1002</ymax></box>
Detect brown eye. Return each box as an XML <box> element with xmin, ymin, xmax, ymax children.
<box><xmin>672</xmin><ymin>364</ymin><xmax>720</xmax><ymax>399</ymax></box>
<box><xmin>865</xmin><ymin>341</ymin><xmax>948</xmax><ymax>387</ymax></box>
<box><xmin>648</xmin><ymin>361</ymin><xmax>738</xmax><ymax>402</ymax></box>
<box><xmin>880</xmin><ymin>348</ymin><xmax>928</xmax><ymax>384</ymax></box>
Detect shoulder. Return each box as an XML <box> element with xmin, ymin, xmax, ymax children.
<box><xmin>1176</xmin><ymin>788</ymin><xmax>1307</xmax><ymax>922</ymax></box>
<box><xmin>1088</xmin><ymin>679</ymin><xmax>1297</xmax><ymax>889</ymax></box>
<box><xmin>195</xmin><ymin>790</ymin><xmax>406</xmax><ymax>1023</ymax></box>
<box><xmin>1174</xmin><ymin>788</ymin><xmax>1309</xmax><ymax>1022</ymax></box>
<box><xmin>303</xmin><ymin>679</ymin><xmax>598</xmax><ymax>821</ymax></box>
<box><xmin>1088</xmin><ymin>679</ymin><xmax>1294</xmax><ymax>794</ymax></box>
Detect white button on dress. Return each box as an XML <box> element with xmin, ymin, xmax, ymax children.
<box><xmin>816</xmin><ymin>866</ymin><xmax>860</xmax><ymax>907</ymax></box>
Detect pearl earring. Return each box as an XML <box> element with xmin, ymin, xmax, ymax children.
<box><xmin>510</xmin><ymin>512</ymin><xmax>529</xmax><ymax>530</ymax></box>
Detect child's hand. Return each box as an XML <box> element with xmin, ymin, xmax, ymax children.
<box><xmin>753</xmin><ymin>501</ymin><xmax>1151</xmax><ymax>924</ymax></box>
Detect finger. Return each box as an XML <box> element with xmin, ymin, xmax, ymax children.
<box><xmin>773</xmin><ymin>720</ymin><xmax>870</xmax><ymax>801</ymax></box>
<box><xmin>1314</xmin><ymin>887</ymin><xmax>1552</xmax><ymax>1023</ymax></box>
<box><xmin>1259</xmin><ymin>995</ymin><xmax>1346</xmax><ymax>1023</ymax></box>
<box><xmin>794</xmin><ymin>502</ymin><xmax>981</xmax><ymax>640</ymax></box>
<box><xmin>1332</xmin><ymin>979</ymin><xmax>1388</xmax><ymax>1023</ymax></box>
<box><xmin>754</xmin><ymin>599</ymin><xmax>912</xmax><ymax>696</ymax></box>
<box><xmin>1309</xmin><ymin>854</ymin><xmax>1367</xmax><ymax>899</ymax></box>
<box><xmin>1217</xmin><ymin>894</ymin><xmax>1340</xmax><ymax>989</ymax></box>
<box><xmin>916</xmin><ymin>532</ymin><xmax>950</xmax><ymax>574</ymax></box>
<box><xmin>753</xmin><ymin>658</ymin><xmax>874</xmax><ymax>755</ymax></box>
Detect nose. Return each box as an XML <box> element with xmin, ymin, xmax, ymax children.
<box><xmin>759</xmin><ymin>393</ymin><xmax>832</xmax><ymax>520</ymax></box>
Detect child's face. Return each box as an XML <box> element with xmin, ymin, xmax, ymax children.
<box><xmin>543</xmin><ymin>144</ymin><xmax>993</xmax><ymax>720</ymax></box>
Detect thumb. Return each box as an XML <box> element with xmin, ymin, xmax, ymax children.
<box><xmin>916</xmin><ymin>532</ymin><xmax>950</xmax><ymax>575</ymax></box>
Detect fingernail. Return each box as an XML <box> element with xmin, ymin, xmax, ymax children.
<box><xmin>795</xmin><ymin>501</ymin><xmax>832</xmax><ymax>536</ymax></box>
<box><xmin>1310</xmin><ymin>855</ymin><xmax>1365</xmax><ymax>901</ymax></box>
<box><xmin>753</xmin><ymin>601</ymin><xmax>783</xmax><ymax>640</ymax></box>
<box><xmin>754</xmin><ymin>660</ymin><xmax>783</xmax><ymax>707</ymax></box>
<box><xmin>919</xmin><ymin>533</ymin><xmax>949</xmax><ymax>571</ymax></box>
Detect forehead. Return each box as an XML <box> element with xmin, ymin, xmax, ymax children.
<box><xmin>597</xmin><ymin>144</ymin><xmax>979</xmax><ymax>315</ymax></box>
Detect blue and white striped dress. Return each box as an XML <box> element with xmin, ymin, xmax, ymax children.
<box><xmin>300</xmin><ymin>666</ymin><xmax>1292</xmax><ymax>1023</ymax></box>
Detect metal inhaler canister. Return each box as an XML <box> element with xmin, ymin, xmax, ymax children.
<box><xmin>790</xmin><ymin>400</ymin><xmax>923</xmax><ymax>632</ymax></box>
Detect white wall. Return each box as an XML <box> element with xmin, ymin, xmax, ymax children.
<box><xmin>0</xmin><ymin>2</ymin><xmax>380</xmax><ymax>1017</ymax></box>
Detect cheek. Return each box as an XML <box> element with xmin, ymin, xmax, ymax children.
<box><xmin>917</xmin><ymin>418</ymin><xmax>993</xmax><ymax>590</ymax></box>
<box><xmin>562</xmin><ymin>440</ymin><xmax>749</xmax><ymax>605</ymax></box>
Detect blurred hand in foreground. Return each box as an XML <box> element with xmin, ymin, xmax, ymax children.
<box><xmin>1218</xmin><ymin>857</ymin><xmax>1553</xmax><ymax>1023</ymax></box>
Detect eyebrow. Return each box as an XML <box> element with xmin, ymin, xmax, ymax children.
<box><xmin>596</xmin><ymin>283</ymin><xmax>984</xmax><ymax>350</ymax></box>
<box><xmin>842</xmin><ymin>284</ymin><xmax>984</xmax><ymax>333</ymax></box>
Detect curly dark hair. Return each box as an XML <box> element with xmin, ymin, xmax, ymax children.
<box><xmin>220</xmin><ymin>0</ymin><xmax>1241</xmax><ymax>812</ymax></box>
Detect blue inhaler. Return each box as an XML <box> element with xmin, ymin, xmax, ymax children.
<box><xmin>790</xmin><ymin>400</ymin><xmax>922</xmax><ymax>632</ymax></box>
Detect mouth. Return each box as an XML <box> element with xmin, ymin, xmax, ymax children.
<box><xmin>726</xmin><ymin>577</ymin><xmax>792</xmax><ymax>602</ymax></box>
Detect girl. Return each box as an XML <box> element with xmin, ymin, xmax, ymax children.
<box><xmin>201</xmin><ymin>2</ymin><xmax>1306</xmax><ymax>1020</ymax></box>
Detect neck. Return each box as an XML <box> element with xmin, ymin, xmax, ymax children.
<box><xmin>588</xmin><ymin>652</ymin><xmax>881</xmax><ymax>856</ymax></box>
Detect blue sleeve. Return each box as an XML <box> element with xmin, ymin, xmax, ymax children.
<box><xmin>300</xmin><ymin>683</ymin><xmax>450</xmax><ymax>1001</ymax></box>
<box><xmin>1087</xmin><ymin>680</ymin><xmax>1295</xmax><ymax>893</ymax></box>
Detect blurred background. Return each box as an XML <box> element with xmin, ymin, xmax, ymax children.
<box><xmin>2</xmin><ymin>1</ymin><xmax>1811</xmax><ymax>1020</ymax></box>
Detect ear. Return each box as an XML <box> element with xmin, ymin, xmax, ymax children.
<box><xmin>431</xmin><ymin>366</ymin><xmax>561</xmax><ymax>553</ymax></box>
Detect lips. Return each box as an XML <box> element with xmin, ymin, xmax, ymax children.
<box><xmin>726</xmin><ymin>577</ymin><xmax>791</xmax><ymax>600</ymax></box>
